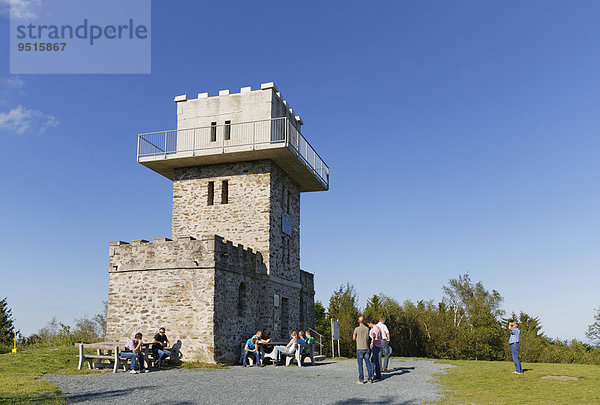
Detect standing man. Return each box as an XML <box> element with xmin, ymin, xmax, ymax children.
<box><xmin>368</xmin><ymin>319</ymin><xmax>383</xmax><ymax>380</ymax></box>
<box><xmin>377</xmin><ymin>317</ymin><xmax>392</xmax><ymax>372</ymax></box>
<box><xmin>509</xmin><ymin>321</ymin><xmax>523</xmax><ymax>374</ymax></box>
<box><xmin>122</xmin><ymin>333</ymin><xmax>148</xmax><ymax>374</ymax></box>
<box><xmin>353</xmin><ymin>316</ymin><xmax>373</xmax><ymax>384</ymax></box>
<box><xmin>151</xmin><ymin>327</ymin><xmax>171</xmax><ymax>368</ymax></box>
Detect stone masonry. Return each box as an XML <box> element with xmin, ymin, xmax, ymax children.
<box><xmin>106</xmin><ymin>83</ymin><xmax>324</xmax><ymax>364</ymax></box>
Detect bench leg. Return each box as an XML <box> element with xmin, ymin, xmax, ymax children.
<box><xmin>77</xmin><ymin>344</ymin><xmax>84</xmax><ymax>370</ymax></box>
<box><xmin>113</xmin><ymin>347</ymin><xmax>119</xmax><ymax>373</ymax></box>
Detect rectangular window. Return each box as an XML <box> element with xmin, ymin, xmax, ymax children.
<box><xmin>210</xmin><ymin>122</ymin><xmax>217</xmax><ymax>142</ymax></box>
<box><xmin>221</xmin><ymin>180</ymin><xmax>229</xmax><ymax>204</ymax></box>
<box><xmin>224</xmin><ymin>120</ymin><xmax>231</xmax><ymax>140</ymax></box>
<box><xmin>207</xmin><ymin>181</ymin><xmax>214</xmax><ymax>205</ymax></box>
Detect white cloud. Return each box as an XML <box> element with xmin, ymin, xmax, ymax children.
<box><xmin>0</xmin><ymin>0</ymin><xmax>42</xmax><ymax>19</ymax></box>
<box><xmin>0</xmin><ymin>105</ymin><xmax>59</xmax><ymax>134</ymax></box>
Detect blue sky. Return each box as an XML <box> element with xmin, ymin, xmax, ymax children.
<box><xmin>1</xmin><ymin>0</ymin><xmax>599</xmax><ymax>341</ymax></box>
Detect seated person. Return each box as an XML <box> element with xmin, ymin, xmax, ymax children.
<box><xmin>151</xmin><ymin>327</ymin><xmax>171</xmax><ymax>368</ymax></box>
<box><xmin>303</xmin><ymin>329</ymin><xmax>315</xmax><ymax>354</ymax></box>
<box><xmin>259</xmin><ymin>329</ymin><xmax>271</xmax><ymax>343</ymax></box>
<box><xmin>251</xmin><ymin>330</ymin><xmax>263</xmax><ymax>341</ymax></box>
<box><xmin>122</xmin><ymin>333</ymin><xmax>148</xmax><ymax>373</ymax></box>
<box><xmin>298</xmin><ymin>330</ymin><xmax>306</xmax><ymax>345</ymax></box>
<box><xmin>243</xmin><ymin>337</ymin><xmax>263</xmax><ymax>367</ymax></box>
<box><xmin>273</xmin><ymin>331</ymin><xmax>298</xmax><ymax>364</ymax></box>
<box><xmin>258</xmin><ymin>329</ymin><xmax>273</xmax><ymax>355</ymax></box>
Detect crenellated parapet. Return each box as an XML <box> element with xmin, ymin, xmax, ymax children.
<box><xmin>108</xmin><ymin>235</ymin><xmax>267</xmax><ymax>276</ymax></box>
<box><xmin>173</xmin><ymin>82</ymin><xmax>303</xmax><ymax>127</ymax></box>
<box><xmin>300</xmin><ymin>269</ymin><xmax>315</xmax><ymax>293</ymax></box>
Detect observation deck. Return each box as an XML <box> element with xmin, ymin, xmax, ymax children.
<box><xmin>137</xmin><ymin>116</ymin><xmax>329</xmax><ymax>192</ymax></box>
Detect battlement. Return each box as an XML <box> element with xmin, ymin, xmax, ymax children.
<box><xmin>173</xmin><ymin>82</ymin><xmax>303</xmax><ymax>126</ymax></box>
<box><xmin>300</xmin><ymin>270</ymin><xmax>315</xmax><ymax>292</ymax></box>
<box><xmin>108</xmin><ymin>235</ymin><xmax>267</xmax><ymax>276</ymax></box>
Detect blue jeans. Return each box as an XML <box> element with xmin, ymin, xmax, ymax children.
<box><xmin>121</xmin><ymin>351</ymin><xmax>145</xmax><ymax>370</ymax></box>
<box><xmin>152</xmin><ymin>348</ymin><xmax>171</xmax><ymax>367</ymax></box>
<box><xmin>243</xmin><ymin>349</ymin><xmax>260</xmax><ymax>365</ymax></box>
<box><xmin>381</xmin><ymin>339</ymin><xmax>392</xmax><ymax>370</ymax></box>
<box><xmin>356</xmin><ymin>349</ymin><xmax>373</xmax><ymax>382</ymax></box>
<box><xmin>510</xmin><ymin>343</ymin><xmax>522</xmax><ymax>373</ymax></box>
<box><xmin>370</xmin><ymin>346</ymin><xmax>382</xmax><ymax>378</ymax></box>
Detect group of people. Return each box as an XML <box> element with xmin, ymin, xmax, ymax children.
<box><xmin>122</xmin><ymin>327</ymin><xmax>172</xmax><ymax>374</ymax></box>
<box><xmin>242</xmin><ymin>329</ymin><xmax>315</xmax><ymax>366</ymax></box>
<box><xmin>353</xmin><ymin>316</ymin><xmax>392</xmax><ymax>384</ymax></box>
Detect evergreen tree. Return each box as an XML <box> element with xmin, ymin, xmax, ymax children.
<box><xmin>328</xmin><ymin>283</ymin><xmax>360</xmax><ymax>357</ymax></box>
<box><xmin>0</xmin><ymin>297</ymin><xmax>16</xmax><ymax>346</ymax></box>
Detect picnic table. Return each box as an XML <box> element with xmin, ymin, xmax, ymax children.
<box><xmin>76</xmin><ymin>341</ymin><xmax>158</xmax><ymax>373</ymax></box>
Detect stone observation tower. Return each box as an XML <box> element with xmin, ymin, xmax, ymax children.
<box><xmin>105</xmin><ymin>83</ymin><xmax>329</xmax><ymax>363</ymax></box>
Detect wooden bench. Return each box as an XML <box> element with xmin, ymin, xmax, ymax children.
<box><xmin>284</xmin><ymin>343</ymin><xmax>315</xmax><ymax>367</ymax></box>
<box><xmin>263</xmin><ymin>343</ymin><xmax>315</xmax><ymax>366</ymax></box>
<box><xmin>77</xmin><ymin>343</ymin><xmax>124</xmax><ymax>373</ymax></box>
<box><xmin>77</xmin><ymin>342</ymin><xmax>157</xmax><ymax>373</ymax></box>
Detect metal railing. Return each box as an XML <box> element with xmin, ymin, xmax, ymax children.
<box><xmin>308</xmin><ymin>327</ymin><xmax>325</xmax><ymax>356</ymax></box>
<box><xmin>137</xmin><ymin>117</ymin><xmax>329</xmax><ymax>188</ymax></box>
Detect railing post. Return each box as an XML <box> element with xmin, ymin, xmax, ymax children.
<box><xmin>252</xmin><ymin>120</ymin><xmax>255</xmax><ymax>150</ymax></box>
<box><xmin>164</xmin><ymin>131</ymin><xmax>168</xmax><ymax>159</ymax></box>
<box><xmin>285</xmin><ymin>117</ymin><xmax>288</xmax><ymax>145</ymax></box>
<box><xmin>136</xmin><ymin>134</ymin><xmax>140</xmax><ymax>161</ymax></box>
<box><xmin>193</xmin><ymin>128</ymin><xmax>196</xmax><ymax>156</ymax></box>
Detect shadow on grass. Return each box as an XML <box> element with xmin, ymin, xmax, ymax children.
<box><xmin>0</xmin><ymin>391</ymin><xmax>65</xmax><ymax>405</ymax></box>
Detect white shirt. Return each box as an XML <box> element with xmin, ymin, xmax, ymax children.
<box><xmin>377</xmin><ymin>322</ymin><xmax>390</xmax><ymax>340</ymax></box>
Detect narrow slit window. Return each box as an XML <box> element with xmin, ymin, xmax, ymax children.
<box><xmin>210</xmin><ymin>122</ymin><xmax>217</xmax><ymax>142</ymax></box>
<box><xmin>207</xmin><ymin>181</ymin><xmax>214</xmax><ymax>205</ymax></box>
<box><xmin>224</xmin><ymin>120</ymin><xmax>231</xmax><ymax>140</ymax></box>
<box><xmin>221</xmin><ymin>180</ymin><xmax>229</xmax><ymax>204</ymax></box>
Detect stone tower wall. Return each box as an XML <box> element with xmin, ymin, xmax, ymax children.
<box><xmin>269</xmin><ymin>164</ymin><xmax>301</xmax><ymax>283</ymax></box>
<box><xmin>171</xmin><ymin>160</ymin><xmax>272</xmax><ymax>269</ymax></box>
<box><xmin>171</xmin><ymin>160</ymin><xmax>301</xmax><ymax>283</ymax></box>
<box><xmin>106</xmin><ymin>235</ymin><xmax>268</xmax><ymax>364</ymax></box>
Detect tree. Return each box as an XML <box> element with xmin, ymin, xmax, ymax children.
<box><xmin>0</xmin><ymin>298</ymin><xmax>16</xmax><ymax>347</ymax></box>
<box><xmin>328</xmin><ymin>283</ymin><xmax>360</xmax><ymax>357</ymax></box>
<box><xmin>442</xmin><ymin>274</ymin><xmax>505</xmax><ymax>360</ymax></box>
<box><xmin>586</xmin><ymin>307</ymin><xmax>600</xmax><ymax>345</ymax></box>
<box><xmin>313</xmin><ymin>301</ymin><xmax>330</xmax><ymax>355</ymax></box>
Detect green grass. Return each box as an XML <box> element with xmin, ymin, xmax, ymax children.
<box><xmin>180</xmin><ymin>361</ymin><xmax>228</xmax><ymax>370</ymax></box>
<box><xmin>0</xmin><ymin>345</ymin><xmax>93</xmax><ymax>404</ymax></box>
<box><xmin>0</xmin><ymin>344</ymin><xmax>227</xmax><ymax>404</ymax></box>
<box><xmin>433</xmin><ymin>359</ymin><xmax>600</xmax><ymax>404</ymax></box>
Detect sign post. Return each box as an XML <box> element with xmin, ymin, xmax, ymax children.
<box><xmin>11</xmin><ymin>331</ymin><xmax>18</xmax><ymax>353</ymax></box>
<box><xmin>331</xmin><ymin>319</ymin><xmax>340</xmax><ymax>357</ymax></box>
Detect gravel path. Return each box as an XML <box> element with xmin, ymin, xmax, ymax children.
<box><xmin>45</xmin><ymin>358</ymin><xmax>454</xmax><ymax>404</ymax></box>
